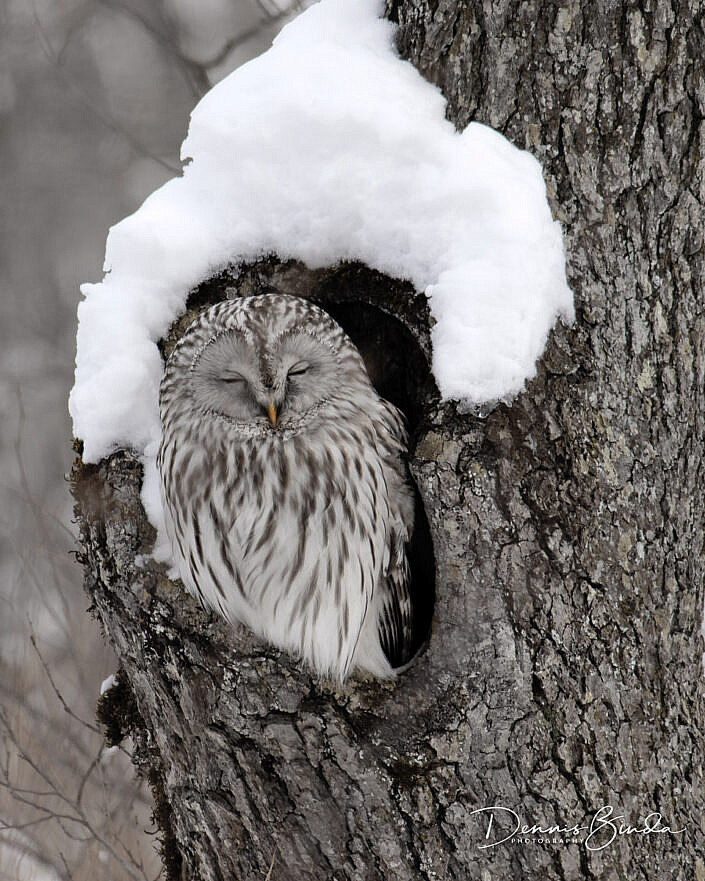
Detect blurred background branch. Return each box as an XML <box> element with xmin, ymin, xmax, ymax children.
<box><xmin>0</xmin><ymin>1</ymin><xmax>309</xmax><ymax>877</ymax></box>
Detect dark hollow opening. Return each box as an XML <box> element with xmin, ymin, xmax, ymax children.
<box><xmin>321</xmin><ymin>301</ymin><xmax>432</xmax><ymax>433</ymax></box>
<box><xmin>320</xmin><ymin>300</ymin><xmax>436</xmax><ymax>670</ymax></box>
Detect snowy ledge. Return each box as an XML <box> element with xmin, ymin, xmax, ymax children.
<box><xmin>69</xmin><ymin>0</ymin><xmax>573</xmax><ymax>466</ymax></box>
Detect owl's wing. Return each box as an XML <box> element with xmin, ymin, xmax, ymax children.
<box><xmin>378</xmin><ymin>517</ymin><xmax>414</xmax><ymax>668</ymax></box>
<box><xmin>374</xmin><ymin>399</ymin><xmax>416</xmax><ymax>669</ymax></box>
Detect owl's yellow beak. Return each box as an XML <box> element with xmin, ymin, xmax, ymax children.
<box><xmin>267</xmin><ymin>401</ymin><xmax>278</xmax><ymax>427</ymax></box>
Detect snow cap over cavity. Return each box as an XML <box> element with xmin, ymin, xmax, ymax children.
<box><xmin>70</xmin><ymin>0</ymin><xmax>573</xmax><ymax>464</ymax></box>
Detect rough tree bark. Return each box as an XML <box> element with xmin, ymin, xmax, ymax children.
<box><xmin>72</xmin><ymin>2</ymin><xmax>704</xmax><ymax>879</ymax></box>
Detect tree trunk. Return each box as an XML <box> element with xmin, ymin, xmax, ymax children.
<box><xmin>72</xmin><ymin>2</ymin><xmax>705</xmax><ymax>879</ymax></box>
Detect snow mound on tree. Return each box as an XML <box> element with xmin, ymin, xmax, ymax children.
<box><xmin>70</xmin><ymin>0</ymin><xmax>573</xmax><ymax>466</ymax></box>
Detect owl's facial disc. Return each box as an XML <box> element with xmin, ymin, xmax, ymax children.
<box><xmin>189</xmin><ymin>327</ymin><xmax>340</xmax><ymax>430</ymax></box>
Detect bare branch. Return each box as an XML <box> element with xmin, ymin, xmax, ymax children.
<box><xmin>195</xmin><ymin>5</ymin><xmax>296</xmax><ymax>70</ymax></box>
<box><xmin>94</xmin><ymin>0</ymin><xmax>210</xmax><ymax>99</ymax></box>
<box><xmin>31</xmin><ymin>7</ymin><xmax>181</xmax><ymax>175</ymax></box>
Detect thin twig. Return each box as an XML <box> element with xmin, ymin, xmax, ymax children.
<box><xmin>32</xmin><ymin>7</ymin><xmax>181</xmax><ymax>175</ymax></box>
<box><xmin>28</xmin><ymin>631</ymin><xmax>101</xmax><ymax>735</ymax></box>
<box><xmin>264</xmin><ymin>843</ymin><xmax>277</xmax><ymax>880</ymax></box>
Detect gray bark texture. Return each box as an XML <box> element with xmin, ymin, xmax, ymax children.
<box><xmin>72</xmin><ymin>1</ymin><xmax>705</xmax><ymax>879</ymax></box>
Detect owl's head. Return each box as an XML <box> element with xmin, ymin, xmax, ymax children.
<box><xmin>163</xmin><ymin>294</ymin><xmax>370</xmax><ymax>436</ymax></box>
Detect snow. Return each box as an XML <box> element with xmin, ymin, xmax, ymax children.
<box><xmin>100</xmin><ymin>673</ymin><xmax>117</xmax><ymax>695</ymax></box>
<box><xmin>69</xmin><ymin>0</ymin><xmax>573</xmax><ymax>537</ymax></box>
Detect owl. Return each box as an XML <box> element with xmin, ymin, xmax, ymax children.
<box><xmin>157</xmin><ymin>293</ymin><xmax>416</xmax><ymax>681</ymax></box>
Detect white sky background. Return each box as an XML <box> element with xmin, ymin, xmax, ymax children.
<box><xmin>0</xmin><ymin>2</ymin><xmax>305</xmax><ymax>879</ymax></box>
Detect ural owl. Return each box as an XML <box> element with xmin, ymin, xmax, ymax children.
<box><xmin>157</xmin><ymin>293</ymin><xmax>416</xmax><ymax>681</ymax></box>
